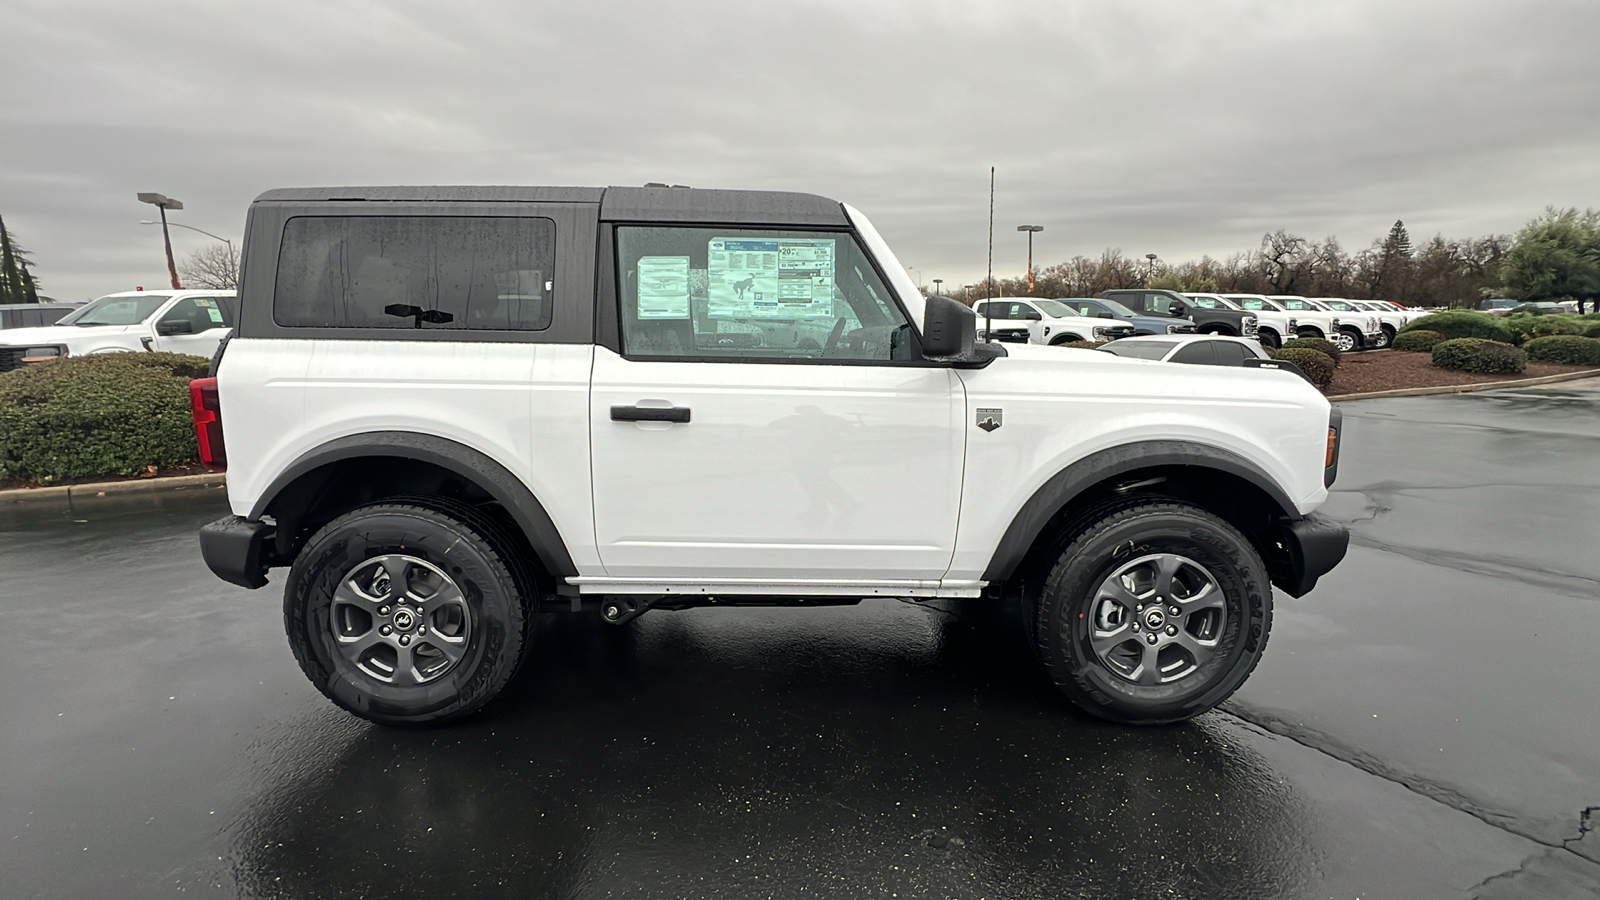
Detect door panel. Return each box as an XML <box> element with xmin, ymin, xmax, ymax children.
<box><xmin>589</xmin><ymin>348</ymin><xmax>964</xmax><ymax>579</ymax></box>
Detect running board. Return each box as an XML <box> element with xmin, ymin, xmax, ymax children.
<box><xmin>565</xmin><ymin>577</ymin><xmax>987</xmax><ymax>599</ymax></box>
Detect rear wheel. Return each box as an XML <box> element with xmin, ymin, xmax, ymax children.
<box><xmin>1033</xmin><ymin>501</ymin><xmax>1272</xmax><ymax>724</ymax></box>
<box><xmin>284</xmin><ymin>500</ymin><xmax>538</xmax><ymax>726</ymax></box>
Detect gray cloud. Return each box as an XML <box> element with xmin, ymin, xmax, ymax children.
<box><xmin>3</xmin><ymin>0</ymin><xmax>1597</xmax><ymax>300</ymax></box>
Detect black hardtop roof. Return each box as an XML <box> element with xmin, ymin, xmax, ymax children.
<box><xmin>251</xmin><ymin>185</ymin><xmax>849</xmax><ymax>227</ymax></box>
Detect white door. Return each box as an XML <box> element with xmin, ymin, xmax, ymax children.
<box><xmin>148</xmin><ymin>296</ymin><xmax>234</xmax><ymax>356</ymax></box>
<box><xmin>589</xmin><ymin>224</ymin><xmax>965</xmax><ymax>581</ymax></box>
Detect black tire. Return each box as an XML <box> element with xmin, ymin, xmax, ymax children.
<box><xmin>1258</xmin><ymin>328</ymin><xmax>1282</xmax><ymax>350</ymax></box>
<box><xmin>1033</xmin><ymin>501</ymin><xmax>1272</xmax><ymax>724</ymax></box>
<box><xmin>284</xmin><ymin>500</ymin><xmax>538</xmax><ymax>726</ymax></box>
<box><xmin>1377</xmin><ymin>325</ymin><xmax>1395</xmax><ymax>349</ymax></box>
<box><xmin>1051</xmin><ymin>333</ymin><xmax>1085</xmax><ymax>345</ymax></box>
<box><xmin>1337</xmin><ymin>327</ymin><xmax>1363</xmax><ymax>352</ymax></box>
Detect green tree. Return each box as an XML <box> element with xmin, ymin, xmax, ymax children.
<box><xmin>0</xmin><ymin>214</ymin><xmax>41</xmax><ymax>304</ymax></box>
<box><xmin>1500</xmin><ymin>207</ymin><xmax>1600</xmax><ymax>307</ymax></box>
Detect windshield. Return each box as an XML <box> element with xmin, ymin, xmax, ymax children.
<box><xmin>1032</xmin><ymin>299</ymin><xmax>1078</xmax><ymax>317</ymax></box>
<box><xmin>1099</xmin><ymin>340</ymin><xmax>1172</xmax><ymax>360</ymax></box>
<box><xmin>58</xmin><ymin>295</ymin><xmax>168</xmax><ymax>326</ymax></box>
<box><xmin>1321</xmin><ymin>300</ymin><xmax>1357</xmax><ymax>311</ymax></box>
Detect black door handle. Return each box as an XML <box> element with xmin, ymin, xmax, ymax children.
<box><xmin>611</xmin><ymin>405</ymin><xmax>691</xmax><ymax>423</ymax></box>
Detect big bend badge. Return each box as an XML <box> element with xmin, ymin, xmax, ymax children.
<box><xmin>977</xmin><ymin>408</ymin><xmax>1003</xmax><ymax>433</ymax></box>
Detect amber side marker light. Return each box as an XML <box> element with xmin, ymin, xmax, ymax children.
<box><xmin>1326</xmin><ymin>427</ymin><xmax>1339</xmax><ymax>468</ymax></box>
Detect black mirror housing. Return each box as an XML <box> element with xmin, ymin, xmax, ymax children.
<box><xmin>157</xmin><ymin>320</ymin><xmax>194</xmax><ymax>336</ymax></box>
<box><xmin>923</xmin><ymin>295</ymin><xmax>975</xmax><ymax>357</ymax></box>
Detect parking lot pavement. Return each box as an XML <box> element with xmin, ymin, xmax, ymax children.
<box><xmin>3</xmin><ymin>387</ymin><xmax>1599</xmax><ymax>899</ymax></box>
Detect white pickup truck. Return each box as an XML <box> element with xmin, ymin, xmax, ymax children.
<box><xmin>972</xmin><ymin>298</ymin><xmax>1137</xmax><ymax>345</ymax></box>
<box><xmin>0</xmin><ymin>289</ymin><xmax>237</xmax><ymax>372</ymax></box>
<box><xmin>194</xmin><ymin>185</ymin><xmax>1348</xmax><ymax>728</ymax></box>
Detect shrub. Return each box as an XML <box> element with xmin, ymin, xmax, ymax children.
<box><xmin>1280</xmin><ymin>336</ymin><xmax>1341</xmax><ymax>366</ymax></box>
<box><xmin>1400</xmin><ymin>310</ymin><xmax>1516</xmax><ymax>344</ymax></box>
<box><xmin>1503</xmin><ymin>314</ymin><xmax>1585</xmax><ymax>344</ymax></box>
<box><xmin>1431</xmin><ymin>338</ymin><xmax>1526</xmax><ymax>374</ymax></box>
<box><xmin>1390</xmin><ymin>329</ymin><xmax>1444</xmax><ymax>351</ymax></box>
<box><xmin>1522</xmin><ymin>335</ymin><xmax>1600</xmax><ymax>366</ymax></box>
<box><xmin>1267</xmin><ymin>347</ymin><xmax>1334</xmax><ymax>388</ymax></box>
<box><xmin>1580</xmin><ymin>322</ymin><xmax>1600</xmax><ymax>339</ymax></box>
<box><xmin>0</xmin><ymin>353</ymin><xmax>209</xmax><ymax>485</ymax></box>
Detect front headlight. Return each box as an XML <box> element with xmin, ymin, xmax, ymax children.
<box><xmin>1288</xmin><ymin>317</ymin><xmax>1298</xmax><ymax>329</ymax></box>
<box><xmin>21</xmin><ymin>346</ymin><xmax>64</xmax><ymax>362</ymax></box>
<box><xmin>1331</xmin><ymin>317</ymin><xmax>1341</xmax><ymax>327</ymax></box>
<box><xmin>1166</xmin><ymin>323</ymin><xmax>1181</xmax><ymax>333</ymax></box>
<box><xmin>1091</xmin><ymin>326</ymin><xmax>1107</xmax><ymax>339</ymax></box>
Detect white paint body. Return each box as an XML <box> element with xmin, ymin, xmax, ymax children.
<box><xmin>219</xmin><ymin>208</ymin><xmax>1332</xmax><ymax>598</ymax></box>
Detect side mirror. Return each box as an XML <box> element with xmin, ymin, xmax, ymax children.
<box><xmin>923</xmin><ymin>294</ymin><xmax>976</xmax><ymax>358</ymax></box>
<box><xmin>1167</xmin><ymin>303</ymin><xmax>1185</xmax><ymax>317</ymax></box>
<box><xmin>1096</xmin><ymin>311</ymin><xmax>1114</xmax><ymax>319</ymax></box>
<box><xmin>1021</xmin><ymin>309</ymin><xmax>1042</xmax><ymax>321</ymax></box>
<box><xmin>157</xmin><ymin>320</ymin><xmax>194</xmax><ymax>336</ymax></box>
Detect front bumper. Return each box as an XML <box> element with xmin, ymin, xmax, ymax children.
<box><xmin>199</xmin><ymin>515</ymin><xmax>275</xmax><ymax>589</ymax></box>
<box><xmin>1271</xmin><ymin>512</ymin><xmax>1349</xmax><ymax>597</ymax></box>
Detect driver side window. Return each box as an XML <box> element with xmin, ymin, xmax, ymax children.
<box><xmin>616</xmin><ymin>226</ymin><xmax>915</xmax><ymax>362</ymax></box>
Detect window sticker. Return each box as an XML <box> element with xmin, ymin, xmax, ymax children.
<box><xmin>636</xmin><ymin>256</ymin><xmax>691</xmax><ymax>320</ymax></box>
<box><xmin>707</xmin><ymin>237</ymin><xmax>835</xmax><ymax>319</ymax></box>
<box><xmin>196</xmin><ymin>299</ymin><xmax>225</xmax><ymax>323</ymax></box>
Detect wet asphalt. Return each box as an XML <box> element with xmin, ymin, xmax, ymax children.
<box><xmin>2</xmin><ymin>385</ymin><xmax>1599</xmax><ymax>899</ymax></box>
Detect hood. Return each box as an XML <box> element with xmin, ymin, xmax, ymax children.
<box><xmin>0</xmin><ymin>323</ymin><xmax>133</xmax><ymax>346</ymax></box>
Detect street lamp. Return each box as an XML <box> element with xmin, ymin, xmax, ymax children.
<box><xmin>932</xmin><ymin>278</ymin><xmax>943</xmax><ymax>296</ymax></box>
<box><xmin>139</xmin><ymin>220</ymin><xmax>233</xmax><ymax>256</ymax></box>
<box><xmin>1145</xmin><ymin>253</ymin><xmax>1158</xmax><ymax>284</ymax></box>
<box><xmin>137</xmin><ymin>193</ymin><xmax>184</xmax><ymax>289</ymax></box>
<box><xmin>906</xmin><ymin>266</ymin><xmax>923</xmax><ymax>290</ymax></box>
<box><xmin>1017</xmin><ymin>225</ymin><xmax>1044</xmax><ymax>292</ymax></box>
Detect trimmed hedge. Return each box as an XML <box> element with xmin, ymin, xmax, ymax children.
<box><xmin>0</xmin><ymin>353</ymin><xmax>208</xmax><ymax>485</ymax></box>
<box><xmin>1391</xmin><ymin>329</ymin><xmax>1444</xmax><ymax>351</ymax></box>
<box><xmin>1057</xmin><ymin>340</ymin><xmax>1109</xmax><ymax>350</ymax></box>
<box><xmin>1431</xmin><ymin>338</ymin><xmax>1526</xmax><ymax>374</ymax></box>
<box><xmin>1280</xmin><ymin>336</ymin><xmax>1341</xmax><ymax>366</ymax></box>
<box><xmin>1267</xmin><ymin>347</ymin><xmax>1335</xmax><ymax>388</ymax></box>
<box><xmin>1522</xmin><ymin>335</ymin><xmax>1600</xmax><ymax>366</ymax></box>
<box><xmin>1400</xmin><ymin>310</ymin><xmax>1516</xmax><ymax>345</ymax></box>
<box><xmin>1503</xmin><ymin>314</ymin><xmax>1586</xmax><ymax>343</ymax></box>
<box><xmin>1581</xmin><ymin>322</ymin><xmax>1600</xmax><ymax>339</ymax></box>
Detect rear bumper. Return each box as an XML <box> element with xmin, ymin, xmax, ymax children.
<box><xmin>199</xmin><ymin>515</ymin><xmax>275</xmax><ymax>589</ymax></box>
<box><xmin>1272</xmin><ymin>512</ymin><xmax>1349</xmax><ymax>598</ymax></box>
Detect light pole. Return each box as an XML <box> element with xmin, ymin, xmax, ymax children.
<box><xmin>1017</xmin><ymin>225</ymin><xmax>1044</xmax><ymax>292</ymax></box>
<box><xmin>1145</xmin><ymin>253</ymin><xmax>1158</xmax><ymax>284</ymax></box>
<box><xmin>932</xmin><ymin>278</ymin><xmax>943</xmax><ymax>296</ymax></box>
<box><xmin>906</xmin><ymin>266</ymin><xmax>922</xmax><ymax>290</ymax></box>
<box><xmin>139</xmin><ymin>220</ymin><xmax>233</xmax><ymax>256</ymax></box>
<box><xmin>137</xmin><ymin>193</ymin><xmax>184</xmax><ymax>289</ymax></box>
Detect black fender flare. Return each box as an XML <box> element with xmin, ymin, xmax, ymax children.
<box><xmin>251</xmin><ymin>431</ymin><xmax>578</xmax><ymax>578</ymax></box>
<box><xmin>981</xmin><ymin>440</ymin><xmax>1299</xmax><ymax>583</ymax></box>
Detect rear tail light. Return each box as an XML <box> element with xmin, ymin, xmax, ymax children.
<box><xmin>189</xmin><ymin>377</ymin><xmax>227</xmax><ymax>471</ymax></box>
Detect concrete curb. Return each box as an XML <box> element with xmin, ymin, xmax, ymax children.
<box><xmin>0</xmin><ymin>472</ymin><xmax>226</xmax><ymax>508</ymax></box>
<box><xmin>1328</xmin><ymin>369</ymin><xmax>1600</xmax><ymax>402</ymax></box>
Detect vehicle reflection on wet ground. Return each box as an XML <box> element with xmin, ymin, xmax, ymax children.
<box><xmin>2</xmin><ymin>383</ymin><xmax>1599</xmax><ymax>898</ymax></box>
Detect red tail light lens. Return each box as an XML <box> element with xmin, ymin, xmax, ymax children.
<box><xmin>189</xmin><ymin>377</ymin><xmax>226</xmax><ymax>471</ymax></box>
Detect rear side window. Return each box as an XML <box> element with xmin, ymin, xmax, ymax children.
<box><xmin>1170</xmin><ymin>342</ymin><xmax>1219</xmax><ymax>365</ymax></box>
<box><xmin>274</xmin><ymin>216</ymin><xmax>556</xmax><ymax>331</ymax></box>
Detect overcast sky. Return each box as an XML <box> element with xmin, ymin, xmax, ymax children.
<box><xmin>5</xmin><ymin>0</ymin><xmax>1599</xmax><ymax>300</ymax></box>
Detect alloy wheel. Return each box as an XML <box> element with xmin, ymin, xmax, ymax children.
<box><xmin>1087</xmin><ymin>553</ymin><xmax>1226</xmax><ymax>685</ymax></box>
<box><xmin>330</xmin><ymin>554</ymin><xmax>473</xmax><ymax>686</ymax></box>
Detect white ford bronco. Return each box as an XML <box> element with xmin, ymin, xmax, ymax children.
<box><xmin>195</xmin><ymin>186</ymin><xmax>1348</xmax><ymax>727</ymax></box>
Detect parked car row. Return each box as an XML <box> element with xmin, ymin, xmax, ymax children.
<box><xmin>971</xmin><ymin>290</ymin><xmax>1420</xmax><ymax>353</ymax></box>
<box><xmin>0</xmin><ymin>289</ymin><xmax>238</xmax><ymax>372</ymax></box>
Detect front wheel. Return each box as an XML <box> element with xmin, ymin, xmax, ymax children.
<box><xmin>1333</xmin><ymin>328</ymin><xmax>1360</xmax><ymax>352</ymax></box>
<box><xmin>1257</xmin><ymin>328</ymin><xmax>1281</xmax><ymax>350</ymax></box>
<box><xmin>1375</xmin><ymin>326</ymin><xmax>1395</xmax><ymax>349</ymax></box>
<box><xmin>1033</xmin><ymin>501</ymin><xmax>1272</xmax><ymax>724</ymax></box>
<box><xmin>284</xmin><ymin>501</ymin><xmax>538</xmax><ymax>726</ymax></box>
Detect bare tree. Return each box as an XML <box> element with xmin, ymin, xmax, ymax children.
<box><xmin>178</xmin><ymin>243</ymin><xmax>240</xmax><ymax>290</ymax></box>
